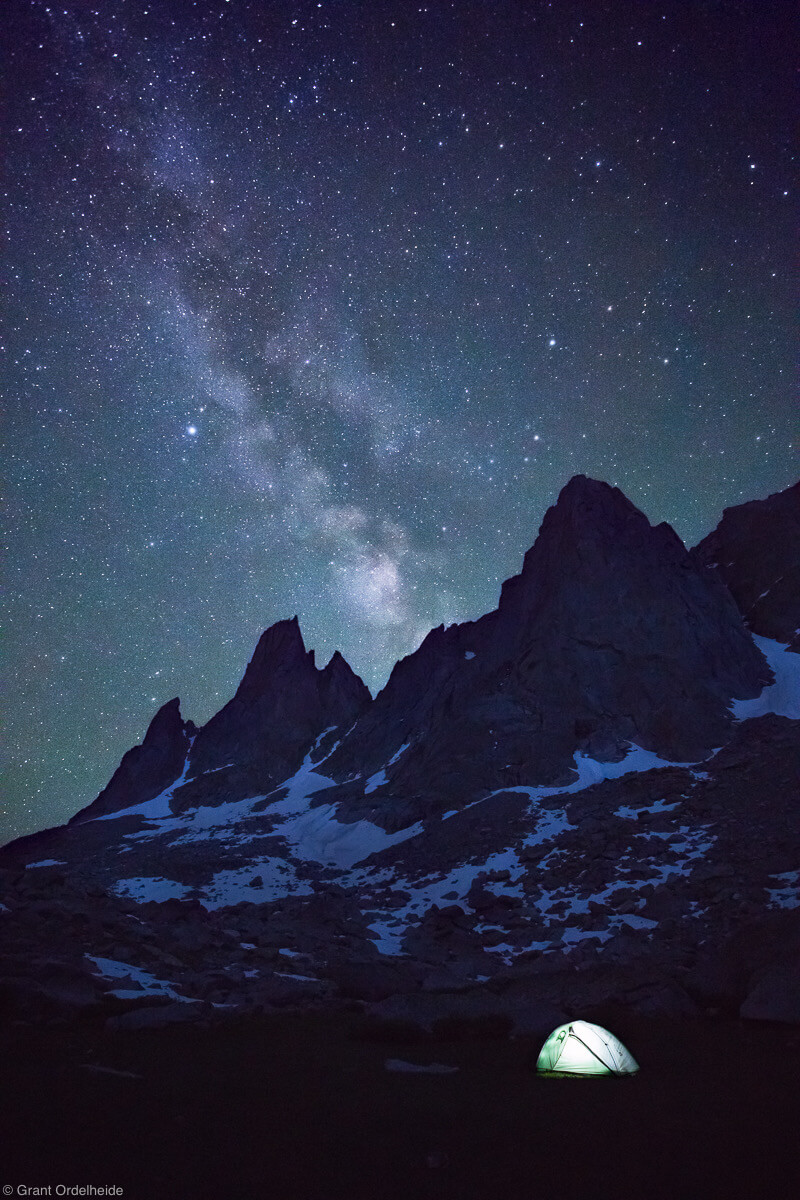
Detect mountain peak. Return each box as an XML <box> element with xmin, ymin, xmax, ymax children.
<box><xmin>236</xmin><ymin>617</ymin><xmax>311</xmax><ymax>696</ymax></box>
<box><xmin>545</xmin><ymin>474</ymin><xmax>652</xmax><ymax>540</ymax></box>
<box><xmin>556</xmin><ymin>472</ymin><xmax>625</xmax><ymax>502</ymax></box>
<box><xmin>321</xmin><ymin>650</ymin><xmax>373</xmax><ymax>715</ymax></box>
<box><xmin>323</xmin><ymin>649</ymin><xmax>367</xmax><ymax>687</ymax></box>
<box><xmin>328</xmin><ymin>476</ymin><xmax>771</xmax><ymax>813</ymax></box>
<box><xmin>147</xmin><ymin>695</ymin><xmax>182</xmax><ymax>731</ymax></box>
<box><xmin>495</xmin><ymin>477</ymin><xmax>657</xmax><ymax>625</ymax></box>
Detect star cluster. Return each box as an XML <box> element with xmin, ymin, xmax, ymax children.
<box><xmin>4</xmin><ymin>0</ymin><xmax>795</xmax><ymax>839</ymax></box>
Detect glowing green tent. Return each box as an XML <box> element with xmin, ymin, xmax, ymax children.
<box><xmin>536</xmin><ymin>1020</ymin><xmax>639</xmax><ymax>1077</ymax></box>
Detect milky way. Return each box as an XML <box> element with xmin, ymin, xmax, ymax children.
<box><xmin>4</xmin><ymin>0</ymin><xmax>795</xmax><ymax>838</ymax></box>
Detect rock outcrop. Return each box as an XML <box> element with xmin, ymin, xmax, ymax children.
<box><xmin>692</xmin><ymin>480</ymin><xmax>800</xmax><ymax>648</ymax></box>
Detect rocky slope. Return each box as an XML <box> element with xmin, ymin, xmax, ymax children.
<box><xmin>2</xmin><ymin>476</ymin><xmax>798</xmax><ymax>1030</ymax></box>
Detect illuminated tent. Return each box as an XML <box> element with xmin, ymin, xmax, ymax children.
<box><xmin>536</xmin><ymin>1020</ymin><xmax>639</xmax><ymax>1076</ymax></box>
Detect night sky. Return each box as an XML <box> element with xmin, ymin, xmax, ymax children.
<box><xmin>4</xmin><ymin>0</ymin><xmax>796</xmax><ymax>841</ymax></box>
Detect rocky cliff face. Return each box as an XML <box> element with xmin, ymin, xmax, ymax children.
<box><xmin>691</xmin><ymin>481</ymin><xmax>800</xmax><ymax>649</ymax></box>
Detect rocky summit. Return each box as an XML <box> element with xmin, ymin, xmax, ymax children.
<box><xmin>2</xmin><ymin>476</ymin><xmax>798</xmax><ymax>1034</ymax></box>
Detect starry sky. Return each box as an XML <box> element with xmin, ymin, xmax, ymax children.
<box><xmin>4</xmin><ymin>0</ymin><xmax>796</xmax><ymax>841</ymax></box>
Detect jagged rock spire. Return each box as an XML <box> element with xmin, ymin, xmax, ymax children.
<box><xmin>187</xmin><ymin>618</ymin><xmax>370</xmax><ymax>780</ymax></box>
<box><xmin>70</xmin><ymin>697</ymin><xmax>194</xmax><ymax>823</ymax></box>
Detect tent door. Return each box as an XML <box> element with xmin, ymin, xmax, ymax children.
<box><xmin>569</xmin><ymin>1030</ymin><xmax>618</xmax><ymax>1075</ymax></box>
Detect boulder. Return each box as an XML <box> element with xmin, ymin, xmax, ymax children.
<box><xmin>0</xmin><ymin>960</ymin><xmax>105</xmax><ymax>1020</ymax></box>
<box><xmin>740</xmin><ymin>962</ymin><xmax>800</xmax><ymax>1024</ymax></box>
<box><xmin>250</xmin><ymin>973</ymin><xmax>332</xmax><ymax>1008</ymax></box>
<box><xmin>620</xmin><ymin>980</ymin><xmax>698</xmax><ymax>1018</ymax></box>
<box><xmin>106</xmin><ymin>1001</ymin><xmax>205</xmax><ymax>1031</ymax></box>
<box><xmin>326</xmin><ymin>960</ymin><xmax>420</xmax><ymax>1001</ymax></box>
<box><xmin>686</xmin><ymin>910</ymin><xmax>800</xmax><ymax>1009</ymax></box>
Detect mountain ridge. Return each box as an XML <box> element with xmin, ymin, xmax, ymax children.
<box><xmin>2</xmin><ymin>474</ymin><xmax>798</xmax><ymax>1030</ymax></box>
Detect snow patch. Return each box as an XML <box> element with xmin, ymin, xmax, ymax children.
<box><xmin>253</xmin><ymin>756</ymin><xmax>424</xmax><ymax>868</ymax></box>
<box><xmin>364</xmin><ymin>742</ymin><xmax>411</xmax><ymax>794</ymax></box>
<box><xmin>96</xmin><ymin>753</ymin><xmax>193</xmax><ymax>822</ymax></box>
<box><xmin>366</xmin><ymin>916</ymin><xmax>407</xmax><ymax>955</ymax></box>
<box><xmin>201</xmin><ymin>862</ymin><xmax>314</xmax><ymax>910</ymax></box>
<box><xmin>311</xmin><ymin>725</ymin><xmax>337</xmax><ymax>752</ymax></box>
<box><xmin>25</xmin><ymin>859</ymin><xmax>65</xmax><ymax>869</ymax></box>
<box><xmin>86</xmin><ymin>955</ymin><xmax>195</xmax><ymax>1002</ymax></box>
<box><xmin>113</xmin><ymin>876</ymin><xmax>193</xmax><ymax>903</ymax></box>
<box><xmin>104</xmin><ymin>749</ymin><xmax>427</xmax><ymax>907</ymax></box>
<box><xmin>477</xmin><ymin>743</ymin><xmax>698</xmax><ymax>817</ymax></box>
<box><xmin>570</xmin><ymin>745</ymin><xmax>697</xmax><ymax>785</ymax></box>
<box><xmin>525</xmin><ymin>806</ymin><xmax>572</xmax><ymax>845</ymax></box>
<box><xmin>355</xmin><ymin>846</ymin><xmax>529</xmax><ymax>956</ymax></box>
<box><xmin>731</xmin><ymin>636</ymin><xmax>800</xmax><ymax>720</ymax></box>
<box><xmin>766</xmin><ymin>869</ymin><xmax>800</xmax><ymax>910</ymax></box>
<box><xmin>352</xmin><ymin>799</ymin><xmax>716</xmax><ymax>960</ymax></box>
<box><xmin>278</xmin><ymin>803</ymin><xmax>425</xmax><ymax>870</ymax></box>
<box><xmin>612</xmin><ymin>912</ymin><xmax>659</xmax><ymax>931</ymax></box>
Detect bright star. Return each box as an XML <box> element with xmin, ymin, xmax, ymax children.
<box><xmin>187</xmin><ymin>425</ymin><xmax>198</xmax><ymax>436</ymax></box>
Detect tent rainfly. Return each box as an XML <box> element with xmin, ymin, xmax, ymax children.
<box><xmin>536</xmin><ymin>1020</ymin><xmax>639</xmax><ymax>1077</ymax></box>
